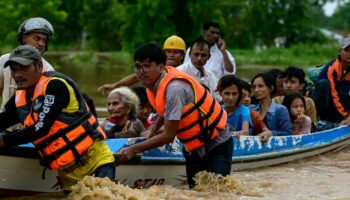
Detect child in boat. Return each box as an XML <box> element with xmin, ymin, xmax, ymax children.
<box><xmin>217</xmin><ymin>75</ymin><xmax>252</xmax><ymax>137</ymax></box>
<box><xmin>101</xmin><ymin>87</ymin><xmax>145</xmax><ymax>138</ymax></box>
<box><xmin>282</xmin><ymin>92</ymin><xmax>312</xmax><ymax>135</ymax></box>
<box><xmin>132</xmin><ymin>86</ymin><xmax>154</xmax><ymax>129</ymax></box>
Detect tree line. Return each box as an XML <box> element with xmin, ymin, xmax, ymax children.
<box><xmin>0</xmin><ymin>0</ymin><xmax>346</xmax><ymax>52</ymax></box>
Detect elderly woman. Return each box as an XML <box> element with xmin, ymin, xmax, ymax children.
<box><xmin>101</xmin><ymin>87</ymin><xmax>145</xmax><ymax>138</ymax></box>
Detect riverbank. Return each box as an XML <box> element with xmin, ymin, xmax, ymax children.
<box><xmin>40</xmin><ymin>42</ymin><xmax>339</xmax><ymax>69</ymax></box>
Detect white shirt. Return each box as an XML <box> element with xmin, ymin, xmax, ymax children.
<box><xmin>177</xmin><ymin>61</ymin><xmax>221</xmax><ymax>102</ymax></box>
<box><xmin>184</xmin><ymin>43</ymin><xmax>236</xmax><ymax>80</ymax></box>
<box><xmin>0</xmin><ymin>53</ymin><xmax>54</xmax><ymax>108</ymax></box>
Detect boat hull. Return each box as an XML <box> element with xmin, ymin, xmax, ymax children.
<box><xmin>0</xmin><ymin>125</ymin><xmax>349</xmax><ymax>195</ymax></box>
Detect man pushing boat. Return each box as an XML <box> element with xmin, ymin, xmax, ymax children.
<box><xmin>116</xmin><ymin>43</ymin><xmax>233</xmax><ymax>188</ymax></box>
<box><xmin>0</xmin><ymin>45</ymin><xmax>115</xmax><ymax>192</ymax></box>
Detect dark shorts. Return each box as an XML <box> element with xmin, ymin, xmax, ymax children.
<box><xmin>182</xmin><ymin>137</ymin><xmax>233</xmax><ymax>188</ymax></box>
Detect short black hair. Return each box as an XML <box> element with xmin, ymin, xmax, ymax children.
<box><xmin>268</xmin><ymin>68</ymin><xmax>283</xmax><ymax>79</ymax></box>
<box><xmin>241</xmin><ymin>79</ymin><xmax>251</xmax><ymax>94</ymax></box>
<box><xmin>132</xmin><ymin>86</ymin><xmax>150</xmax><ymax>107</ymax></box>
<box><xmin>202</xmin><ymin>21</ymin><xmax>220</xmax><ymax>31</ymax></box>
<box><xmin>217</xmin><ymin>74</ymin><xmax>243</xmax><ymax>106</ymax></box>
<box><xmin>189</xmin><ymin>37</ymin><xmax>210</xmax><ymax>54</ymax></box>
<box><xmin>281</xmin><ymin>66</ymin><xmax>305</xmax><ymax>84</ymax></box>
<box><xmin>133</xmin><ymin>43</ymin><xmax>166</xmax><ymax>65</ymax></box>
<box><xmin>251</xmin><ymin>72</ymin><xmax>276</xmax><ymax>94</ymax></box>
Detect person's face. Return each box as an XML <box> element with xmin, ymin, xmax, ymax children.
<box><xmin>10</xmin><ymin>61</ymin><xmax>43</xmax><ymax>90</ymax></box>
<box><xmin>283</xmin><ymin>77</ymin><xmax>303</xmax><ymax>94</ymax></box>
<box><xmin>276</xmin><ymin>76</ymin><xmax>284</xmax><ymax>95</ymax></box>
<box><xmin>107</xmin><ymin>93</ymin><xmax>131</xmax><ymax>118</ymax></box>
<box><xmin>134</xmin><ymin>59</ymin><xmax>164</xmax><ymax>88</ymax></box>
<box><xmin>137</xmin><ymin>104</ymin><xmax>153</xmax><ymax>122</ymax></box>
<box><xmin>165</xmin><ymin>49</ymin><xmax>184</xmax><ymax>67</ymax></box>
<box><xmin>22</xmin><ymin>32</ymin><xmax>47</xmax><ymax>53</ymax></box>
<box><xmin>203</xmin><ymin>26</ymin><xmax>220</xmax><ymax>46</ymax></box>
<box><xmin>340</xmin><ymin>46</ymin><xmax>350</xmax><ymax>64</ymax></box>
<box><xmin>220</xmin><ymin>84</ymin><xmax>239</xmax><ymax>108</ymax></box>
<box><xmin>241</xmin><ymin>89</ymin><xmax>251</xmax><ymax>106</ymax></box>
<box><xmin>189</xmin><ymin>44</ymin><xmax>210</xmax><ymax>69</ymax></box>
<box><xmin>252</xmin><ymin>77</ymin><xmax>272</xmax><ymax>100</ymax></box>
<box><xmin>290</xmin><ymin>98</ymin><xmax>305</xmax><ymax>118</ymax></box>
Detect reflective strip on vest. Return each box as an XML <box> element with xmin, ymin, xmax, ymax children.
<box><xmin>15</xmin><ymin>72</ymin><xmax>106</xmax><ymax>170</ymax></box>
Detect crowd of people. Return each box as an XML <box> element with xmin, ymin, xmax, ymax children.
<box><xmin>0</xmin><ymin>17</ymin><xmax>349</xmax><ymax>192</ymax></box>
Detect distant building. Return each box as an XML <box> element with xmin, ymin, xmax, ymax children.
<box><xmin>320</xmin><ymin>28</ymin><xmax>345</xmax><ymax>42</ymax></box>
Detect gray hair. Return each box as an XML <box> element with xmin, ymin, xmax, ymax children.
<box><xmin>109</xmin><ymin>86</ymin><xmax>140</xmax><ymax>116</ymax></box>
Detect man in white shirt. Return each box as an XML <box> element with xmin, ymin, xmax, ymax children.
<box><xmin>178</xmin><ymin>38</ymin><xmax>221</xmax><ymax>101</ymax></box>
<box><xmin>0</xmin><ymin>17</ymin><xmax>54</xmax><ymax>108</ymax></box>
<box><xmin>184</xmin><ymin>21</ymin><xmax>236</xmax><ymax>80</ymax></box>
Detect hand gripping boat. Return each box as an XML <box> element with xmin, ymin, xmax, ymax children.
<box><xmin>0</xmin><ymin>126</ymin><xmax>350</xmax><ymax>195</ymax></box>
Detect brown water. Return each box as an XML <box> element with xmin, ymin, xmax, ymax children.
<box><xmin>4</xmin><ymin>146</ymin><xmax>350</xmax><ymax>200</ymax></box>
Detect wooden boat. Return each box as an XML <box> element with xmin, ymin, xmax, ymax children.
<box><xmin>0</xmin><ymin>125</ymin><xmax>350</xmax><ymax>195</ymax></box>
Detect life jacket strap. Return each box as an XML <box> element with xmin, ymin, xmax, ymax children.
<box><xmin>181</xmin><ymin>90</ymin><xmax>208</xmax><ymax>119</ymax></box>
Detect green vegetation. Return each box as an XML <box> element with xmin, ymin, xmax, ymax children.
<box><xmin>0</xmin><ymin>0</ymin><xmax>343</xmax><ymax>52</ymax></box>
<box><xmin>44</xmin><ymin>42</ymin><xmax>339</xmax><ymax>70</ymax></box>
<box><xmin>233</xmin><ymin>42</ymin><xmax>339</xmax><ymax>67</ymax></box>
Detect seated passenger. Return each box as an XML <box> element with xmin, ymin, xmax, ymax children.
<box><xmin>241</xmin><ymin>80</ymin><xmax>272</xmax><ymax>142</ymax></box>
<box><xmin>132</xmin><ymin>86</ymin><xmax>154</xmax><ymax>129</ymax></box>
<box><xmin>273</xmin><ymin>66</ymin><xmax>317</xmax><ymax>127</ymax></box>
<box><xmin>101</xmin><ymin>87</ymin><xmax>144</xmax><ymax>138</ymax></box>
<box><xmin>313</xmin><ymin>38</ymin><xmax>350</xmax><ymax>124</ymax></box>
<box><xmin>268</xmin><ymin>68</ymin><xmax>284</xmax><ymax>98</ymax></box>
<box><xmin>250</xmin><ymin>72</ymin><xmax>292</xmax><ymax>136</ymax></box>
<box><xmin>282</xmin><ymin>93</ymin><xmax>312</xmax><ymax>135</ymax></box>
<box><xmin>217</xmin><ymin>75</ymin><xmax>252</xmax><ymax>136</ymax></box>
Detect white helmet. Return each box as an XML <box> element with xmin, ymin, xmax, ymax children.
<box><xmin>17</xmin><ymin>17</ymin><xmax>54</xmax><ymax>51</ymax></box>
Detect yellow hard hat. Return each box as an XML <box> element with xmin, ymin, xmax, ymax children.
<box><xmin>163</xmin><ymin>35</ymin><xmax>186</xmax><ymax>51</ymax></box>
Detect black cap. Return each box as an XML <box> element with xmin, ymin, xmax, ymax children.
<box><xmin>4</xmin><ymin>45</ymin><xmax>41</xmax><ymax>68</ymax></box>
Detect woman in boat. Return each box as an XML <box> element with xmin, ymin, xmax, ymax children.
<box><xmin>250</xmin><ymin>72</ymin><xmax>292</xmax><ymax>136</ymax></box>
<box><xmin>101</xmin><ymin>87</ymin><xmax>145</xmax><ymax>138</ymax></box>
<box><xmin>282</xmin><ymin>92</ymin><xmax>312</xmax><ymax>135</ymax></box>
<box><xmin>217</xmin><ymin>75</ymin><xmax>252</xmax><ymax>136</ymax></box>
<box><xmin>240</xmin><ymin>81</ymin><xmax>272</xmax><ymax>142</ymax></box>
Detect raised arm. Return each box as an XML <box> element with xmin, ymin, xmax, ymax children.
<box><xmin>98</xmin><ymin>73</ymin><xmax>138</xmax><ymax>95</ymax></box>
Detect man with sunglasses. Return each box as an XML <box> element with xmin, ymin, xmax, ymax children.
<box><xmin>117</xmin><ymin>43</ymin><xmax>232</xmax><ymax>189</ymax></box>
<box><xmin>0</xmin><ymin>17</ymin><xmax>54</xmax><ymax>109</ymax></box>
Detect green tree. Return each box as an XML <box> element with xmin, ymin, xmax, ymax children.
<box><xmin>80</xmin><ymin>0</ymin><xmax>120</xmax><ymax>51</ymax></box>
<box><xmin>0</xmin><ymin>0</ymin><xmax>67</xmax><ymax>50</ymax></box>
<box><xmin>236</xmin><ymin>0</ymin><xmax>326</xmax><ymax>48</ymax></box>
<box><xmin>328</xmin><ymin>1</ymin><xmax>350</xmax><ymax>36</ymax></box>
<box><xmin>116</xmin><ymin>0</ymin><xmax>224</xmax><ymax>51</ymax></box>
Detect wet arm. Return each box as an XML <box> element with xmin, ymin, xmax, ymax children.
<box><xmin>98</xmin><ymin>74</ymin><xmax>138</xmax><ymax>94</ymax></box>
<box><xmin>129</xmin><ymin>120</ymin><xmax>178</xmax><ymax>154</ymax></box>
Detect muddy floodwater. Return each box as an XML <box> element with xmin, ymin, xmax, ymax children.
<box><xmin>4</xmin><ymin>146</ymin><xmax>350</xmax><ymax>200</ymax></box>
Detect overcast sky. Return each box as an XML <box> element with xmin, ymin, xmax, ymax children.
<box><xmin>323</xmin><ymin>1</ymin><xmax>338</xmax><ymax>16</ymax></box>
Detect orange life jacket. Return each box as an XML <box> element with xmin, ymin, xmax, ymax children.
<box><xmin>15</xmin><ymin>71</ymin><xmax>106</xmax><ymax>170</ymax></box>
<box><xmin>146</xmin><ymin>66</ymin><xmax>227</xmax><ymax>152</ymax></box>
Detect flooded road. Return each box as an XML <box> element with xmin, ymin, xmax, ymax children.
<box><xmin>4</xmin><ymin>146</ymin><xmax>350</xmax><ymax>200</ymax></box>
